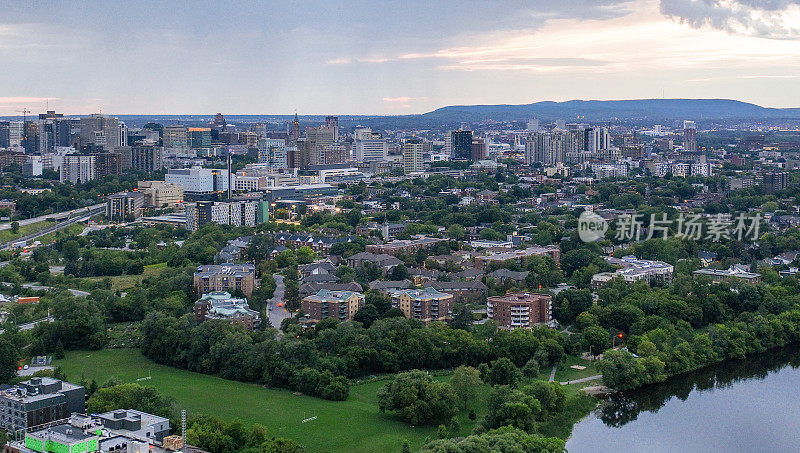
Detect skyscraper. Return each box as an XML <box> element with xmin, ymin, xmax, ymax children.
<box><xmin>683</xmin><ymin>120</ymin><xmax>697</xmax><ymax>153</ymax></box>
<box><xmin>325</xmin><ymin>116</ymin><xmax>339</xmax><ymax>142</ymax></box>
<box><xmin>80</xmin><ymin>114</ymin><xmax>120</xmax><ymax>150</ymax></box>
<box><xmin>38</xmin><ymin>111</ymin><xmax>71</xmax><ymax>153</ymax></box>
<box><xmin>403</xmin><ymin>138</ymin><xmax>424</xmax><ymax>174</ymax></box>
<box><xmin>525</xmin><ymin>131</ymin><xmax>567</xmax><ymax>165</ymax></box>
<box><xmin>450</xmin><ymin>130</ymin><xmax>473</xmax><ymax>160</ymax></box>
<box><xmin>163</xmin><ymin>125</ymin><xmax>189</xmax><ymax>149</ymax></box>
<box><xmin>0</xmin><ymin>121</ymin><xmax>24</xmax><ymax>148</ymax></box>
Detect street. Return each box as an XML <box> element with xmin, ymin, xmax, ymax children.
<box><xmin>266</xmin><ymin>273</ymin><xmax>293</xmax><ymax>329</ymax></box>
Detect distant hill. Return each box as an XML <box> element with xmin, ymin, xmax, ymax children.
<box><xmin>421</xmin><ymin>99</ymin><xmax>800</xmax><ymax>123</ymax></box>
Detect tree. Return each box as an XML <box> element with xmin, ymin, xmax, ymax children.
<box><xmin>582</xmin><ymin>325</ymin><xmax>610</xmax><ymax>356</ymax></box>
<box><xmin>451</xmin><ymin>366</ymin><xmax>482</xmax><ymax>409</ymax></box>
<box><xmin>377</xmin><ymin>370</ymin><xmax>457</xmax><ymax>425</ymax></box>
<box><xmin>553</xmin><ymin>289</ymin><xmax>593</xmax><ymax>324</ymax></box>
<box><xmin>483</xmin><ymin>386</ymin><xmax>541</xmax><ymax>432</ymax></box>
<box><xmin>261</xmin><ymin>438</ymin><xmax>305</xmax><ymax>453</ymax></box>
<box><xmin>486</xmin><ymin>357</ymin><xmax>522</xmax><ymax>387</ymax></box>
<box><xmin>0</xmin><ymin>339</ymin><xmax>18</xmax><ymax>383</ymax></box>
<box><xmin>598</xmin><ymin>349</ymin><xmax>645</xmax><ymax>391</ymax></box>
<box><xmin>446</xmin><ymin>224</ymin><xmax>466</xmax><ymax>241</ymax></box>
<box><xmin>87</xmin><ymin>383</ymin><xmax>175</xmax><ymax>419</ymax></box>
<box><xmin>389</xmin><ymin>264</ymin><xmax>410</xmax><ymax>282</ymax></box>
<box><xmin>420</xmin><ymin>427</ymin><xmax>565</xmax><ymax>453</ymax></box>
<box><xmin>62</xmin><ymin>240</ymin><xmax>80</xmax><ymax>262</ymax></box>
<box><xmin>10</xmin><ymin>221</ymin><xmax>19</xmax><ymax>234</ymax></box>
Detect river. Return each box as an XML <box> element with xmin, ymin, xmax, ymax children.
<box><xmin>566</xmin><ymin>345</ymin><xmax>800</xmax><ymax>453</ymax></box>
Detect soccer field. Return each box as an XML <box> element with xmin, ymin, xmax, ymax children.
<box><xmin>55</xmin><ymin>349</ymin><xmax>478</xmax><ymax>452</ymax></box>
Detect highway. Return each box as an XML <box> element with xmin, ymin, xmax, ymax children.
<box><xmin>0</xmin><ymin>203</ymin><xmax>105</xmax><ymax>231</ymax></box>
<box><xmin>0</xmin><ymin>205</ymin><xmax>104</xmax><ymax>250</ymax></box>
<box><xmin>0</xmin><ymin>315</ymin><xmax>54</xmax><ymax>335</ymax></box>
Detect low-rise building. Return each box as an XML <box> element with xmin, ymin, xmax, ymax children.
<box><xmin>429</xmin><ymin>281</ymin><xmax>488</xmax><ymax>302</ymax></box>
<box><xmin>193</xmin><ymin>291</ymin><xmax>261</xmax><ymax>330</ymax></box>
<box><xmin>4</xmin><ymin>409</ymin><xmax>171</xmax><ymax>453</ymax></box>
<box><xmin>365</xmin><ymin>237</ymin><xmax>447</xmax><ymax>256</ymax></box>
<box><xmin>301</xmin><ymin>289</ymin><xmax>365</xmax><ymax>324</ymax></box>
<box><xmin>487</xmin><ymin>292</ymin><xmax>553</xmax><ymax>329</ymax></box>
<box><xmin>387</xmin><ymin>287</ymin><xmax>454</xmax><ymax>325</ymax></box>
<box><xmin>693</xmin><ymin>264</ymin><xmax>761</xmax><ymax>284</ymax></box>
<box><xmin>591</xmin><ymin>255</ymin><xmax>674</xmax><ymax>288</ymax></box>
<box><xmin>193</xmin><ymin>264</ymin><xmax>256</xmax><ymax>297</ymax></box>
<box><xmin>474</xmin><ymin>245</ymin><xmax>561</xmax><ymax>269</ymax></box>
<box><xmin>0</xmin><ymin>377</ymin><xmax>85</xmax><ymax>433</ymax></box>
<box><xmin>137</xmin><ymin>181</ymin><xmax>184</xmax><ymax>208</ymax></box>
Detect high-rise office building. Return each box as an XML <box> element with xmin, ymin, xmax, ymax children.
<box><xmin>450</xmin><ymin>130</ymin><xmax>473</xmax><ymax>160</ymax></box>
<box><xmin>683</xmin><ymin>120</ymin><xmax>697</xmax><ymax>153</ymax></box>
<box><xmin>258</xmin><ymin>138</ymin><xmax>288</xmax><ymax>169</ymax></box>
<box><xmin>80</xmin><ymin>114</ymin><xmax>120</xmax><ymax>149</ymax></box>
<box><xmin>23</xmin><ymin>121</ymin><xmax>39</xmax><ymax>153</ymax></box>
<box><xmin>470</xmin><ymin>138</ymin><xmax>487</xmax><ymax>161</ymax></box>
<box><xmin>325</xmin><ymin>115</ymin><xmax>339</xmax><ymax>142</ymax></box>
<box><xmin>403</xmin><ymin>138</ymin><xmax>424</xmax><ymax>174</ymax></box>
<box><xmin>37</xmin><ymin>111</ymin><xmax>72</xmax><ymax>153</ymax></box>
<box><xmin>163</xmin><ymin>125</ymin><xmax>189</xmax><ymax>149</ymax></box>
<box><xmin>188</xmin><ymin>127</ymin><xmax>212</xmax><ymax>148</ymax></box>
<box><xmin>354</xmin><ymin>137</ymin><xmax>388</xmax><ymax>161</ymax></box>
<box><xmin>299</xmin><ymin>126</ymin><xmax>334</xmax><ymax>168</ymax></box>
<box><xmin>0</xmin><ymin>121</ymin><xmax>24</xmax><ymax>148</ymax></box>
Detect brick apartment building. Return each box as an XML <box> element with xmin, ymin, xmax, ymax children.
<box><xmin>487</xmin><ymin>292</ymin><xmax>553</xmax><ymax>329</ymax></box>
<box><xmin>193</xmin><ymin>264</ymin><xmax>256</xmax><ymax>297</ymax></box>
<box><xmin>301</xmin><ymin>289</ymin><xmax>364</xmax><ymax>324</ymax></box>
<box><xmin>387</xmin><ymin>287</ymin><xmax>454</xmax><ymax>325</ymax></box>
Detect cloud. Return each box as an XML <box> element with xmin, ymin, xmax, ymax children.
<box><xmin>660</xmin><ymin>0</ymin><xmax>800</xmax><ymax>39</ymax></box>
<box><xmin>440</xmin><ymin>57</ymin><xmax>609</xmax><ymax>72</ymax></box>
<box><xmin>741</xmin><ymin>74</ymin><xmax>800</xmax><ymax>78</ymax></box>
<box><xmin>0</xmin><ymin>97</ymin><xmax>58</xmax><ymax>104</ymax></box>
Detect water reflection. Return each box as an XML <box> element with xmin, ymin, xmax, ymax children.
<box><xmin>597</xmin><ymin>344</ymin><xmax>800</xmax><ymax>428</ymax></box>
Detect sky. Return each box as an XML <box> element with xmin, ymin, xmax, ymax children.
<box><xmin>2</xmin><ymin>0</ymin><xmax>800</xmax><ymax>115</ymax></box>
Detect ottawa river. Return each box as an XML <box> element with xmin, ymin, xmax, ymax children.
<box><xmin>566</xmin><ymin>344</ymin><xmax>800</xmax><ymax>452</ymax></box>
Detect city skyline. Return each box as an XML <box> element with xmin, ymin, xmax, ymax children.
<box><xmin>2</xmin><ymin>0</ymin><xmax>800</xmax><ymax>115</ymax></box>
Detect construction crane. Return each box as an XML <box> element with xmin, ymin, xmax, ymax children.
<box><xmin>15</xmin><ymin>108</ymin><xmax>31</xmax><ymax>149</ymax></box>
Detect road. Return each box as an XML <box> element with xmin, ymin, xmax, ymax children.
<box><xmin>0</xmin><ymin>282</ymin><xmax>90</xmax><ymax>297</ymax></box>
<box><xmin>0</xmin><ymin>205</ymin><xmax>104</xmax><ymax>250</ymax></box>
<box><xmin>0</xmin><ymin>315</ymin><xmax>54</xmax><ymax>335</ymax></box>
<box><xmin>0</xmin><ymin>203</ymin><xmax>105</xmax><ymax>231</ymax></box>
<box><xmin>266</xmin><ymin>273</ymin><xmax>293</xmax><ymax>329</ymax></box>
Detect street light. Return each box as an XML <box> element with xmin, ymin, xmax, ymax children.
<box><xmin>612</xmin><ymin>332</ymin><xmax>624</xmax><ymax>349</ymax></box>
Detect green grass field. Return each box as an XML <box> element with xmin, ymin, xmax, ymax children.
<box><xmin>0</xmin><ymin>220</ymin><xmax>55</xmax><ymax>243</ymax></box>
<box><xmin>554</xmin><ymin>355</ymin><xmax>600</xmax><ymax>383</ymax></box>
<box><xmin>55</xmin><ymin>349</ymin><xmax>485</xmax><ymax>452</ymax></box>
<box><xmin>82</xmin><ymin>262</ymin><xmax>168</xmax><ymax>291</ymax></box>
<box><xmin>36</xmin><ymin>222</ymin><xmax>86</xmax><ymax>244</ymax></box>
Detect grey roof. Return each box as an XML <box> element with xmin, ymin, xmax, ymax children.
<box><xmin>430</xmin><ymin>281</ymin><xmax>488</xmax><ymax>291</ymax></box>
<box><xmin>369</xmin><ymin>279</ymin><xmax>413</xmax><ymax>290</ymax></box>
<box><xmin>302</xmin><ymin>273</ymin><xmax>341</xmax><ymax>283</ymax></box>
<box><xmin>488</xmin><ymin>269</ymin><xmax>530</xmax><ymax>281</ymax></box>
